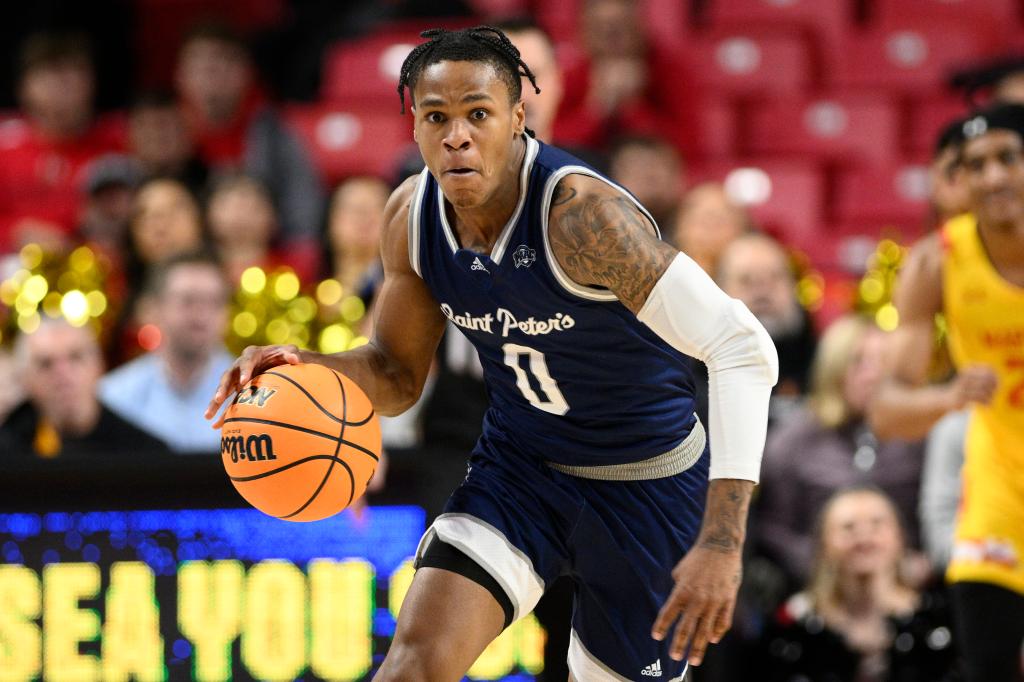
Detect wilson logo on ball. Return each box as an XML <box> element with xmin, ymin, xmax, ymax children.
<box><xmin>222</xmin><ymin>434</ymin><xmax>277</xmax><ymax>462</ymax></box>
<box><xmin>234</xmin><ymin>386</ymin><xmax>278</xmax><ymax>408</ymax></box>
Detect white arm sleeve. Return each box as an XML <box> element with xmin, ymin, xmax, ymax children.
<box><xmin>637</xmin><ymin>253</ymin><xmax>779</xmax><ymax>482</ymax></box>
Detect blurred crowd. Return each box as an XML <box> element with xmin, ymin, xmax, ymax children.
<box><xmin>3</xmin><ymin>1</ymin><xmax>1024</xmax><ymax>680</ymax></box>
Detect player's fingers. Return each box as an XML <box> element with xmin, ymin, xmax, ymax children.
<box><xmin>687</xmin><ymin>610</ymin><xmax>718</xmax><ymax>666</ymax></box>
<box><xmin>709</xmin><ymin>599</ymin><xmax>735</xmax><ymax>643</ymax></box>
<box><xmin>205</xmin><ymin>365</ymin><xmax>240</xmax><ymax>420</ymax></box>
<box><xmin>237</xmin><ymin>346</ymin><xmax>261</xmax><ymax>386</ymax></box>
<box><xmin>652</xmin><ymin>586</ymin><xmax>687</xmax><ymax>641</ymax></box>
<box><xmin>669</xmin><ymin>601</ymin><xmax>705</xmax><ymax>662</ymax></box>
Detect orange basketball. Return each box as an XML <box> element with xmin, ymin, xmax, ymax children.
<box><xmin>220</xmin><ymin>363</ymin><xmax>381</xmax><ymax>522</ymax></box>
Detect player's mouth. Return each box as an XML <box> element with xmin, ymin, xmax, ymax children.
<box><xmin>444</xmin><ymin>167</ymin><xmax>478</xmax><ymax>176</ymax></box>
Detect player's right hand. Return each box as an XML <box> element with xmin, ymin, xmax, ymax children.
<box><xmin>205</xmin><ymin>344</ymin><xmax>304</xmax><ymax>428</ymax></box>
<box><xmin>946</xmin><ymin>364</ymin><xmax>999</xmax><ymax>410</ymax></box>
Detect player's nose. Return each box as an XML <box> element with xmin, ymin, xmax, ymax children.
<box><xmin>442</xmin><ymin>119</ymin><xmax>472</xmax><ymax>151</ymax></box>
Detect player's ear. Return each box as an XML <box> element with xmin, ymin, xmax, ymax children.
<box><xmin>411</xmin><ymin>107</ymin><xmax>418</xmax><ymax>142</ymax></box>
<box><xmin>513</xmin><ymin>99</ymin><xmax>525</xmax><ymax>136</ymax></box>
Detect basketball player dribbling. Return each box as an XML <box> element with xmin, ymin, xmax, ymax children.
<box><xmin>206</xmin><ymin>27</ymin><xmax>778</xmax><ymax>681</ymax></box>
<box><xmin>869</xmin><ymin>103</ymin><xmax>1024</xmax><ymax>682</ymax></box>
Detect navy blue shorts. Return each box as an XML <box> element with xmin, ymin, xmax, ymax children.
<box><xmin>414</xmin><ymin>431</ymin><xmax>709</xmax><ymax>681</ymax></box>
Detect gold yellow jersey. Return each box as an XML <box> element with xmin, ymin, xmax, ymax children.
<box><xmin>942</xmin><ymin>214</ymin><xmax>1024</xmax><ymax>595</ymax></box>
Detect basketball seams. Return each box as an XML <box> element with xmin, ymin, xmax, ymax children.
<box><xmin>228</xmin><ymin>454</ymin><xmax>355</xmax><ymax>481</ymax></box>
<box><xmin>280</xmin><ymin>371</ymin><xmax>354</xmax><ymax>519</ymax></box>
<box><xmin>263</xmin><ymin>369</ymin><xmax>374</xmax><ymax>426</ymax></box>
<box><xmin>222</xmin><ymin>416</ymin><xmax>379</xmax><ymax>462</ymax></box>
<box><xmin>221</xmin><ymin>364</ymin><xmax>381</xmax><ymax>522</ymax></box>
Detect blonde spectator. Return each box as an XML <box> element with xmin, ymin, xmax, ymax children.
<box><xmin>757</xmin><ymin>316</ymin><xmax>925</xmax><ymax>585</ymax></box>
<box><xmin>760</xmin><ymin>487</ymin><xmax>958</xmax><ymax>681</ymax></box>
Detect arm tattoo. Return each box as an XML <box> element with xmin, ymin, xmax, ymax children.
<box><xmin>699</xmin><ymin>480</ymin><xmax>754</xmax><ymax>557</ymax></box>
<box><xmin>548</xmin><ymin>181</ymin><xmax>676</xmax><ymax>313</ymax></box>
<box><xmin>552</xmin><ymin>185</ymin><xmax>577</xmax><ymax>207</ymax></box>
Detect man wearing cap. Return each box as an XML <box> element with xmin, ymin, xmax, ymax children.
<box><xmin>869</xmin><ymin>103</ymin><xmax>1024</xmax><ymax>681</ymax></box>
<box><xmin>78</xmin><ymin>154</ymin><xmax>142</xmax><ymax>253</ymax></box>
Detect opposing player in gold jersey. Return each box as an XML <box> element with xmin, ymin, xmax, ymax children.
<box><xmin>870</xmin><ymin>103</ymin><xmax>1024</xmax><ymax>682</ymax></box>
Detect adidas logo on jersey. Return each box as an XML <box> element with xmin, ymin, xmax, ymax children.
<box><xmin>470</xmin><ymin>256</ymin><xmax>489</xmax><ymax>273</ymax></box>
<box><xmin>641</xmin><ymin>659</ymin><xmax>663</xmax><ymax>677</ymax></box>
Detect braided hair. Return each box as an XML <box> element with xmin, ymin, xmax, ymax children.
<box><xmin>397</xmin><ymin>26</ymin><xmax>541</xmax><ymax>136</ymax></box>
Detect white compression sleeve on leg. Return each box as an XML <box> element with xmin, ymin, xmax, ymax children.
<box><xmin>637</xmin><ymin>252</ymin><xmax>779</xmax><ymax>482</ymax></box>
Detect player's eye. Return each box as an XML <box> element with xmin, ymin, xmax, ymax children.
<box><xmin>425</xmin><ymin>112</ymin><xmax>445</xmax><ymax>124</ymax></box>
<box><xmin>999</xmin><ymin>149</ymin><xmax>1022</xmax><ymax>166</ymax></box>
<box><xmin>470</xmin><ymin>109</ymin><xmax>488</xmax><ymax>121</ymax></box>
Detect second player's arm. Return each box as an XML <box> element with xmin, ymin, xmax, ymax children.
<box><xmin>867</xmin><ymin>234</ymin><xmax>997</xmax><ymax>440</ymax></box>
<box><xmin>547</xmin><ymin>174</ymin><xmax>778</xmax><ymax>666</ymax></box>
<box><xmin>207</xmin><ymin>178</ymin><xmax>446</xmax><ymax>423</ymax></box>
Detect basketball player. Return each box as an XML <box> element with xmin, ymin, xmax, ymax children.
<box><xmin>207</xmin><ymin>27</ymin><xmax>778</xmax><ymax>681</ymax></box>
<box><xmin>868</xmin><ymin>103</ymin><xmax>1024</xmax><ymax>682</ymax></box>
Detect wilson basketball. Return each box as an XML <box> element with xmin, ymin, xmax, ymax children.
<box><xmin>220</xmin><ymin>363</ymin><xmax>381</xmax><ymax>522</ymax></box>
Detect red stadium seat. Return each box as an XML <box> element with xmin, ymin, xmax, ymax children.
<box><xmin>536</xmin><ymin>0</ymin><xmax>691</xmax><ymax>49</ymax></box>
<box><xmin>908</xmin><ymin>96</ymin><xmax>971</xmax><ymax>156</ymax></box>
<box><xmin>322</xmin><ymin>20</ymin><xmax>473</xmax><ymax>104</ymax></box>
<box><xmin>284</xmin><ymin>105</ymin><xmax>414</xmax><ymax>184</ymax></box>
<box><xmin>692</xmin><ymin>96</ymin><xmax>740</xmax><ymax>160</ymax></box>
<box><xmin>870</xmin><ymin>0</ymin><xmax>1019</xmax><ymax>47</ymax></box>
<box><xmin>744</xmin><ymin>95</ymin><xmax>901</xmax><ymax>166</ymax></box>
<box><xmin>830</xmin><ymin>21</ymin><xmax>996</xmax><ymax>97</ymax></box>
<box><xmin>834</xmin><ymin>163</ymin><xmax>932</xmax><ymax>228</ymax></box>
<box><xmin>464</xmin><ymin>0</ymin><xmax>529</xmax><ymax>19</ymax></box>
<box><xmin>690</xmin><ymin>159</ymin><xmax>826</xmax><ymax>250</ymax></box>
<box><xmin>685</xmin><ymin>29</ymin><xmax>813</xmax><ymax>97</ymax></box>
<box><xmin>322</xmin><ymin>33</ymin><xmax>422</xmax><ymax>104</ymax></box>
<box><xmin>702</xmin><ymin>0</ymin><xmax>853</xmax><ymax>76</ymax></box>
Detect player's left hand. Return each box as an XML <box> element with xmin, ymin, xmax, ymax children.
<box><xmin>651</xmin><ymin>544</ymin><xmax>742</xmax><ymax>666</ymax></box>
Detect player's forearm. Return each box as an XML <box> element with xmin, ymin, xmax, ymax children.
<box><xmin>868</xmin><ymin>380</ymin><xmax>954</xmax><ymax>441</ymax></box>
<box><xmin>697</xmin><ymin>479</ymin><xmax>754</xmax><ymax>554</ymax></box>
<box><xmin>297</xmin><ymin>342</ymin><xmax>423</xmax><ymax>417</ymax></box>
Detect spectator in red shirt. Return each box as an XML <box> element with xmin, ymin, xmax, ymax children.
<box><xmin>174</xmin><ymin>23</ymin><xmax>324</xmax><ymax>250</ymax></box>
<box><xmin>553</xmin><ymin>0</ymin><xmax>700</xmax><ymax>154</ymax></box>
<box><xmin>0</xmin><ymin>32</ymin><xmax>126</xmax><ymax>253</ymax></box>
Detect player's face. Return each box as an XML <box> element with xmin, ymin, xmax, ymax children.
<box><xmin>961</xmin><ymin>129</ymin><xmax>1024</xmax><ymax>229</ymax></box>
<box><xmin>929</xmin><ymin>146</ymin><xmax>970</xmax><ymax>221</ymax></box>
<box><xmin>412</xmin><ymin>60</ymin><xmax>526</xmax><ymax>210</ymax></box>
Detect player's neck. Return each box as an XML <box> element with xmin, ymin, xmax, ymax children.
<box><xmin>977</xmin><ymin>218</ymin><xmax>1024</xmax><ymax>276</ymax></box>
<box><xmin>447</xmin><ymin>137</ymin><xmax>526</xmax><ymax>252</ymax></box>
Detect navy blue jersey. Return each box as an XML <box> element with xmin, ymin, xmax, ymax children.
<box><xmin>409</xmin><ymin>136</ymin><xmax>699</xmax><ymax>467</ymax></box>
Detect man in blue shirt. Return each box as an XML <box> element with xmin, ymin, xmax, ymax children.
<box><xmin>102</xmin><ymin>252</ymin><xmax>233</xmax><ymax>454</ymax></box>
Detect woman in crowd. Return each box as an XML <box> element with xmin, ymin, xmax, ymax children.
<box><xmin>760</xmin><ymin>486</ymin><xmax>960</xmax><ymax>681</ymax></box>
<box><xmin>323</xmin><ymin>175</ymin><xmax>389</xmax><ymax>298</ymax></box>
<box><xmin>113</xmin><ymin>177</ymin><xmax>206</xmax><ymax>361</ymax></box>
<box><xmin>669</xmin><ymin>182</ymin><xmax>752</xmax><ymax>276</ymax></box>
<box><xmin>756</xmin><ymin>315</ymin><xmax>926</xmax><ymax>587</ymax></box>
<box><xmin>205</xmin><ymin>172</ymin><xmax>305</xmax><ymax>282</ymax></box>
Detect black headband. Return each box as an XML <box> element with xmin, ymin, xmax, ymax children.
<box><xmin>961</xmin><ymin>103</ymin><xmax>1024</xmax><ymax>142</ymax></box>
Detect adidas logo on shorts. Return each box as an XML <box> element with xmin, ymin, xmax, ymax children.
<box><xmin>641</xmin><ymin>659</ymin><xmax>663</xmax><ymax>677</ymax></box>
